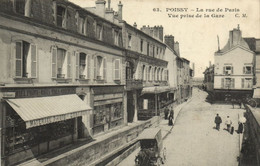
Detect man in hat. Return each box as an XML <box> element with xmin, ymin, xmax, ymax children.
<box><xmin>214</xmin><ymin>114</ymin><xmax>222</xmax><ymax>131</ymax></box>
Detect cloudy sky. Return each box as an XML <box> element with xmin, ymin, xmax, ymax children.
<box><xmin>71</xmin><ymin>0</ymin><xmax>260</xmax><ymax>77</ymax></box>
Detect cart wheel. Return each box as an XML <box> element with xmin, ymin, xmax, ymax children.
<box><xmin>248</xmin><ymin>99</ymin><xmax>257</xmax><ymax>108</ymax></box>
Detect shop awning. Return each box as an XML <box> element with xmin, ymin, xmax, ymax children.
<box><xmin>253</xmin><ymin>88</ymin><xmax>260</xmax><ymax>98</ymax></box>
<box><xmin>141</xmin><ymin>86</ymin><xmax>173</xmax><ymax>94</ymax></box>
<box><xmin>6</xmin><ymin>94</ymin><xmax>92</xmax><ymax>129</ymax></box>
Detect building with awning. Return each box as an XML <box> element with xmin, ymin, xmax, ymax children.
<box><xmin>6</xmin><ymin>94</ymin><xmax>92</xmax><ymax>129</ymax></box>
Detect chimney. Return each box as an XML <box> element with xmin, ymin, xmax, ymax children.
<box><xmin>158</xmin><ymin>25</ymin><xmax>164</xmax><ymax>41</ymax></box>
<box><xmin>174</xmin><ymin>41</ymin><xmax>180</xmax><ymax>56</ymax></box>
<box><xmin>164</xmin><ymin>35</ymin><xmax>175</xmax><ymax>51</ymax></box>
<box><xmin>133</xmin><ymin>22</ymin><xmax>137</xmax><ymax>28</ymax></box>
<box><xmin>229</xmin><ymin>25</ymin><xmax>242</xmax><ymax>47</ymax></box>
<box><xmin>118</xmin><ymin>1</ymin><xmax>123</xmax><ymax>20</ymax></box>
<box><xmin>95</xmin><ymin>0</ymin><xmax>106</xmax><ymax>18</ymax></box>
<box><xmin>108</xmin><ymin>0</ymin><xmax>111</xmax><ymax>10</ymax></box>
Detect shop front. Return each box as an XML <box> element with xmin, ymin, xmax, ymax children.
<box><xmin>0</xmin><ymin>87</ymin><xmax>92</xmax><ymax>165</ymax></box>
<box><xmin>138</xmin><ymin>86</ymin><xmax>174</xmax><ymax>120</ymax></box>
<box><xmin>91</xmin><ymin>86</ymin><xmax>125</xmax><ymax>135</ymax></box>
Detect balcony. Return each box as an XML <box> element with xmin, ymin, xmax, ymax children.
<box><xmin>126</xmin><ymin>79</ymin><xmax>143</xmax><ymax>90</ymax></box>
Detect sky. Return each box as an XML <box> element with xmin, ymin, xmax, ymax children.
<box><xmin>71</xmin><ymin>0</ymin><xmax>260</xmax><ymax>77</ymax></box>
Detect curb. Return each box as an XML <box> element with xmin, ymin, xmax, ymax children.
<box><xmin>162</xmin><ymin>98</ymin><xmax>193</xmax><ymax>140</ymax></box>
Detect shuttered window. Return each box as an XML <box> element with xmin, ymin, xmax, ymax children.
<box><xmin>114</xmin><ymin>59</ymin><xmax>120</xmax><ymax>80</ymax></box>
<box><xmin>31</xmin><ymin>44</ymin><xmax>37</xmax><ymax>78</ymax></box>
<box><xmin>103</xmin><ymin>58</ymin><xmax>106</xmax><ymax>80</ymax></box>
<box><xmin>15</xmin><ymin>42</ymin><xmax>23</xmax><ymax>77</ymax></box>
<box><xmin>67</xmin><ymin>52</ymin><xmax>71</xmax><ymax>78</ymax></box>
<box><xmin>87</xmin><ymin>55</ymin><xmax>91</xmax><ymax>79</ymax></box>
<box><xmin>75</xmin><ymin>52</ymin><xmax>79</xmax><ymax>79</ymax></box>
<box><xmin>51</xmin><ymin>47</ymin><xmax>57</xmax><ymax>78</ymax></box>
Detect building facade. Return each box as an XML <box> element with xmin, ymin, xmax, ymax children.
<box><xmin>214</xmin><ymin>26</ymin><xmax>256</xmax><ymax>100</ymax></box>
<box><xmin>0</xmin><ymin>0</ymin><xmax>126</xmax><ymax>165</ymax></box>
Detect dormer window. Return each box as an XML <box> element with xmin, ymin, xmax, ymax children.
<box><xmin>14</xmin><ymin>0</ymin><xmax>31</xmax><ymax>17</ymax></box>
<box><xmin>128</xmin><ymin>34</ymin><xmax>132</xmax><ymax>48</ymax></box>
<box><xmin>114</xmin><ymin>30</ymin><xmax>119</xmax><ymax>46</ymax></box>
<box><xmin>96</xmin><ymin>24</ymin><xmax>103</xmax><ymax>40</ymax></box>
<box><xmin>78</xmin><ymin>16</ymin><xmax>86</xmax><ymax>35</ymax></box>
<box><xmin>57</xmin><ymin>5</ymin><xmax>67</xmax><ymax>28</ymax></box>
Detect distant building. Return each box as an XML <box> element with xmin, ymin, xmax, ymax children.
<box><xmin>214</xmin><ymin>25</ymin><xmax>257</xmax><ymax>100</ymax></box>
<box><xmin>203</xmin><ymin>65</ymin><xmax>214</xmax><ymax>93</ymax></box>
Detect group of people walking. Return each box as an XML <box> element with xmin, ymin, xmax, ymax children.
<box><xmin>164</xmin><ymin>106</ymin><xmax>174</xmax><ymax>126</ymax></box>
<box><xmin>214</xmin><ymin>114</ymin><xmax>244</xmax><ymax>134</ymax></box>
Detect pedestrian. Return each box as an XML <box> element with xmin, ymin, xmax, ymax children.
<box><xmin>225</xmin><ymin>116</ymin><xmax>232</xmax><ymax>133</ymax></box>
<box><xmin>168</xmin><ymin>106</ymin><xmax>174</xmax><ymax>126</ymax></box>
<box><xmin>164</xmin><ymin>107</ymin><xmax>169</xmax><ymax>120</ymax></box>
<box><xmin>238</xmin><ymin>99</ymin><xmax>242</xmax><ymax>109</ymax></box>
<box><xmin>237</xmin><ymin>122</ymin><xmax>243</xmax><ymax>134</ymax></box>
<box><xmin>214</xmin><ymin>114</ymin><xmax>222</xmax><ymax>131</ymax></box>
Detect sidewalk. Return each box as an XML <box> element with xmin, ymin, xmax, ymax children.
<box><xmin>160</xmin><ymin>98</ymin><xmax>192</xmax><ymax>140</ymax></box>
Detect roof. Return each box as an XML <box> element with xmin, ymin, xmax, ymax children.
<box><xmin>244</xmin><ymin>38</ymin><xmax>256</xmax><ymax>51</ymax></box>
<box><xmin>138</xmin><ymin>128</ymin><xmax>161</xmax><ymax>140</ymax></box>
<box><xmin>7</xmin><ymin>94</ymin><xmax>92</xmax><ymax>128</ymax></box>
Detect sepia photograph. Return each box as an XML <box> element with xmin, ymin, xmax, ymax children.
<box><xmin>0</xmin><ymin>0</ymin><xmax>259</xmax><ymax>165</ymax></box>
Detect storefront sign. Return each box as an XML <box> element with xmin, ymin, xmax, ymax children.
<box><xmin>2</xmin><ymin>92</ymin><xmax>15</xmax><ymax>98</ymax></box>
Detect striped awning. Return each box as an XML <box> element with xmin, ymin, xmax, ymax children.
<box><xmin>6</xmin><ymin>94</ymin><xmax>92</xmax><ymax>128</ymax></box>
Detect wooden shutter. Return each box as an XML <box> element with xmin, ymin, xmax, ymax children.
<box><xmin>67</xmin><ymin>52</ymin><xmax>71</xmax><ymax>78</ymax></box>
<box><xmin>221</xmin><ymin>78</ymin><xmax>224</xmax><ymax>88</ymax></box>
<box><xmin>87</xmin><ymin>55</ymin><xmax>91</xmax><ymax>79</ymax></box>
<box><xmin>223</xmin><ymin>67</ymin><xmax>225</xmax><ymax>75</ymax></box>
<box><xmin>75</xmin><ymin>52</ymin><xmax>79</xmax><ymax>79</ymax></box>
<box><xmin>241</xmin><ymin>78</ymin><xmax>244</xmax><ymax>88</ymax></box>
<box><xmin>103</xmin><ymin>58</ymin><xmax>106</xmax><ymax>80</ymax></box>
<box><xmin>31</xmin><ymin>44</ymin><xmax>37</xmax><ymax>78</ymax></box>
<box><xmin>94</xmin><ymin>56</ymin><xmax>97</xmax><ymax>79</ymax></box>
<box><xmin>114</xmin><ymin>59</ymin><xmax>120</xmax><ymax>80</ymax></box>
<box><xmin>51</xmin><ymin>47</ymin><xmax>57</xmax><ymax>78</ymax></box>
<box><xmin>15</xmin><ymin>41</ymin><xmax>22</xmax><ymax>77</ymax></box>
<box><xmin>231</xmin><ymin>78</ymin><xmax>235</xmax><ymax>88</ymax></box>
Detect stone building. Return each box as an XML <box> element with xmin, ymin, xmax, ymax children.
<box><xmin>214</xmin><ymin>25</ymin><xmax>258</xmax><ymax>100</ymax></box>
<box><xmin>0</xmin><ymin>0</ymin><xmax>126</xmax><ymax>165</ymax></box>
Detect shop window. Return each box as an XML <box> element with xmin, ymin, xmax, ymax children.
<box><xmin>114</xmin><ymin>30</ymin><xmax>119</xmax><ymax>46</ymax></box>
<box><xmin>96</xmin><ymin>24</ymin><xmax>103</xmax><ymax>40</ymax></box>
<box><xmin>51</xmin><ymin>47</ymin><xmax>71</xmax><ymax>78</ymax></box>
<box><xmin>128</xmin><ymin>34</ymin><xmax>132</xmax><ymax>48</ymax></box>
<box><xmin>93</xmin><ymin>105</ymin><xmax>107</xmax><ymax>125</ymax></box>
<box><xmin>57</xmin><ymin>5</ymin><xmax>67</xmax><ymax>28</ymax></box>
<box><xmin>223</xmin><ymin>65</ymin><xmax>233</xmax><ymax>75</ymax></box>
<box><xmin>111</xmin><ymin>103</ymin><xmax>122</xmax><ymax>120</ymax></box>
<box><xmin>114</xmin><ymin>59</ymin><xmax>120</xmax><ymax>80</ymax></box>
<box><xmin>242</xmin><ymin>78</ymin><xmax>252</xmax><ymax>88</ymax></box>
<box><xmin>140</xmin><ymin>39</ymin><xmax>143</xmax><ymax>52</ymax></box>
<box><xmin>243</xmin><ymin>66</ymin><xmax>252</xmax><ymax>74</ymax></box>
<box><xmin>94</xmin><ymin>56</ymin><xmax>106</xmax><ymax>80</ymax></box>
<box><xmin>15</xmin><ymin>41</ymin><xmax>37</xmax><ymax>78</ymax></box>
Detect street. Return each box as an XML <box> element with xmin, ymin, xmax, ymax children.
<box><xmin>118</xmin><ymin>88</ymin><xmax>245</xmax><ymax>166</ymax></box>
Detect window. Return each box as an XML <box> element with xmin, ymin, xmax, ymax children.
<box><xmin>221</xmin><ymin>78</ymin><xmax>235</xmax><ymax>88</ymax></box>
<box><xmin>140</xmin><ymin>39</ymin><xmax>143</xmax><ymax>52</ymax></box>
<box><xmin>114</xmin><ymin>59</ymin><xmax>120</xmax><ymax>80</ymax></box>
<box><xmin>153</xmin><ymin>46</ymin><xmax>155</xmax><ymax>57</ymax></box>
<box><xmin>128</xmin><ymin>34</ymin><xmax>132</xmax><ymax>48</ymax></box>
<box><xmin>157</xmin><ymin>68</ymin><xmax>160</xmax><ymax>81</ymax></box>
<box><xmin>111</xmin><ymin>103</ymin><xmax>122</xmax><ymax>119</ymax></box>
<box><xmin>96</xmin><ymin>24</ymin><xmax>103</xmax><ymax>40</ymax></box>
<box><xmin>57</xmin><ymin>5</ymin><xmax>67</xmax><ymax>28</ymax></box>
<box><xmin>78</xmin><ymin>16</ymin><xmax>86</xmax><ymax>35</ymax></box>
<box><xmin>157</xmin><ymin>47</ymin><xmax>159</xmax><ymax>56</ymax></box>
<box><xmin>94</xmin><ymin>56</ymin><xmax>106</xmax><ymax>80</ymax></box>
<box><xmin>154</xmin><ymin>67</ymin><xmax>157</xmax><ymax>81</ymax></box>
<box><xmin>147</xmin><ymin>43</ymin><xmax>150</xmax><ymax>56</ymax></box>
<box><xmin>223</xmin><ymin>66</ymin><xmax>233</xmax><ymax>75</ymax></box>
<box><xmin>142</xmin><ymin>65</ymin><xmax>146</xmax><ymax>81</ymax></box>
<box><xmin>15</xmin><ymin>41</ymin><xmax>37</xmax><ymax>78</ymax></box>
<box><xmin>51</xmin><ymin>47</ymin><xmax>71</xmax><ymax>79</ymax></box>
<box><xmin>76</xmin><ymin>52</ymin><xmax>90</xmax><ymax>79</ymax></box>
<box><xmin>126</xmin><ymin>61</ymin><xmax>133</xmax><ymax>80</ymax></box>
<box><xmin>243</xmin><ymin>66</ymin><xmax>252</xmax><ymax>74</ymax></box>
<box><xmin>15</xmin><ymin>0</ymin><xmax>25</xmax><ymax>15</ymax></box>
<box><xmin>148</xmin><ymin>66</ymin><xmax>152</xmax><ymax>81</ymax></box>
<box><xmin>114</xmin><ymin>30</ymin><xmax>119</xmax><ymax>45</ymax></box>
<box><xmin>242</xmin><ymin>78</ymin><xmax>252</xmax><ymax>88</ymax></box>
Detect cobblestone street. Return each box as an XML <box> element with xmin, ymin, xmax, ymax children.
<box><xmin>119</xmin><ymin>89</ymin><xmax>245</xmax><ymax>166</ymax></box>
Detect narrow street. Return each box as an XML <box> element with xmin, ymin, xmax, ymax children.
<box><xmin>119</xmin><ymin>88</ymin><xmax>244</xmax><ymax>166</ymax></box>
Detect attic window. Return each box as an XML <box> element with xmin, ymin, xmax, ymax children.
<box><xmin>57</xmin><ymin>5</ymin><xmax>67</xmax><ymax>28</ymax></box>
